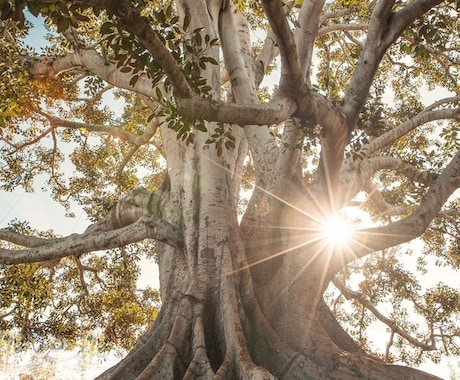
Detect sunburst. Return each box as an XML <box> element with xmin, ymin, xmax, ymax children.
<box><xmin>320</xmin><ymin>215</ymin><xmax>352</xmax><ymax>249</ymax></box>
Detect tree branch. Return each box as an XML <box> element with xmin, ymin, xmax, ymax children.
<box><xmin>317</xmin><ymin>23</ymin><xmax>368</xmax><ymax>38</ymax></box>
<box><xmin>7</xmin><ymin>125</ymin><xmax>54</xmax><ymax>152</ymax></box>
<box><xmin>176</xmin><ymin>90</ymin><xmax>297</xmax><ymax>127</ymax></box>
<box><xmin>338</xmin><ymin>155</ymin><xmax>437</xmax><ymax>210</ymax></box>
<box><xmin>367</xmin><ymin>156</ymin><xmax>437</xmax><ymax>185</ymax></box>
<box><xmin>218</xmin><ymin>4</ymin><xmax>282</xmax><ymax>181</ymax></box>
<box><xmin>333</xmin><ymin>279</ymin><xmax>436</xmax><ymax>351</ymax></box>
<box><xmin>42</xmin><ymin>111</ymin><xmax>157</xmax><ymax>147</ymax></box>
<box><xmin>296</xmin><ymin>0</ymin><xmax>325</xmax><ymax>85</ymax></box>
<box><xmin>0</xmin><ymin>214</ymin><xmax>183</xmax><ymax>265</ymax></box>
<box><xmin>20</xmin><ymin>46</ymin><xmax>300</xmax><ymax>132</ymax></box>
<box><xmin>261</xmin><ymin>0</ymin><xmax>303</xmax><ymax>92</ymax></box>
<box><xmin>0</xmin><ymin>229</ymin><xmax>59</xmax><ymax>248</ymax></box>
<box><xmin>389</xmin><ymin>0</ymin><xmax>445</xmax><ymax>42</ymax></box>
<box><xmin>334</xmin><ymin>151</ymin><xmax>460</xmax><ymax>269</ymax></box>
<box><xmin>364</xmin><ymin>182</ymin><xmax>408</xmax><ymax>217</ymax></box>
<box><xmin>342</xmin><ymin>0</ymin><xmax>396</xmax><ymax>127</ymax></box>
<box><xmin>357</xmin><ymin>106</ymin><xmax>460</xmax><ymax>159</ymax></box>
<box><xmin>342</xmin><ymin>0</ymin><xmax>444</xmax><ymax>128</ymax></box>
<box><xmin>77</xmin><ymin>0</ymin><xmax>193</xmax><ymax>97</ymax></box>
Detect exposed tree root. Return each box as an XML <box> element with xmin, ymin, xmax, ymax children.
<box><xmin>183</xmin><ymin>316</ymin><xmax>216</xmax><ymax>379</ymax></box>
<box><xmin>96</xmin><ymin>236</ymin><xmax>443</xmax><ymax>380</ymax></box>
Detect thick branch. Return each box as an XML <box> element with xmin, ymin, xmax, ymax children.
<box><xmin>19</xmin><ymin>54</ymin><xmax>84</xmax><ymax>78</ymax></box>
<box><xmin>85</xmin><ymin>186</ymin><xmax>164</xmax><ymax>233</ymax></box>
<box><xmin>218</xmin><ymin>4</ymin><xmax>282</xmax><ymax>181</ymax></box>
<box><xmin>364</xmin><ymin>182</ymin><xmax>408</xmax><ymax>217</ymax></box>
<box><xmin>342</xmin><ymin>0</ymin><xmax>444</xmax><ymax>127</ymax></box>
<box><xmin>77</xmin><ymin>0</ymin><xmax>192</xmax><ymax>97</ymax></box>
<box><xmin>176</xmin><ymin>94</ymin><xmax>297</xmax><ymax>126</ymax></box>
<box><xmin>296</xmin><ymin>0</ymin><xmax>325</xmax><ymax>86</ymax></box>
<box><xmin>338</xmin><ymin>155</ymin><xmax>437</xmax><ymax>209</ymax></box>
<box><xmin>342</xmin><ymin>0</ymin><xmax>396</xmax><ymax>126</ymax></box>
<box><xmin>357</xmin><ymin>107</ymin><xmax>460</xmax><ymax>159</ymax></box>
<box><xmin>366</xmin><ymin>156</ymin><xmax>437</xmax><ymax>184</ymax></box>
<box><xmin>20</xmin><ymin>50</ymin><xmax>163</xmax><ymax>103</ymax></box>
<box><xmin>389</xmin><ymin>0</ymin><xmax>445</xmax><ymax>42</ymax></box>
<box><xmin>0</xmin><ymin>229</ymin><xmax>58</xmax><ymax>248</ymax></box>
<box><xmin>21</xmin><ymin>48</ymin><xmax>298</xmax><ymax>127</ymax></box>
<box><xmin>0</xmin><ymin>215</ymin><xmax>183</xmax><ymax>265</ymax></box>
<box><xmin>302</xmin><ymin>92</ymin><xmax>348</xmax><ymax>202</ymax></box>
<box><xmin>253</xmin><ymin>30</ymin><xmax>279</xmax><ymax>86</ymax></box>
<box><xmin>334</xmin><ymin>151</ymin><xmax>460</xmax><ymax>270</ymax></box>
<box><xmin>261</xmin><ymin>0</ymin><xmax>303</xmax><ymax>91</ymax></box>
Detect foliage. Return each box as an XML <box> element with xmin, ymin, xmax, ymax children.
<box><xmin>0</xmin><ymin>220</ymin><xmax>160</xmax><ymax>353</ymax></box>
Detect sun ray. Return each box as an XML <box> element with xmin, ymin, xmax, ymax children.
<box><xmin>320</xmin><ymin>216</ymin><xmax>352</xmax><ymax>248</ymax></box>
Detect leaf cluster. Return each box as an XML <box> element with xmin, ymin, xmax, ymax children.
<box><xmin>0</xmin><ymin>221</ymin><xmax>160</xmax><ymax>353</ymax></box>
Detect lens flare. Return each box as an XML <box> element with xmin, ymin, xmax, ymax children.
<box><xmin>321</xmin><ymin>216</ymin><xmax>351</xmax><ymax>247</ymax></box>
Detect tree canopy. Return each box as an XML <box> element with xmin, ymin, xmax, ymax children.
<box><xmin>0</xmin><ymin>0</ymin><xmax>459</xmax><ymax>379</ymax></box>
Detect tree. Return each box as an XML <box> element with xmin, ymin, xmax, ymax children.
<box><xmin>0</xmin><ymin>0</ymin><xmax>459</xmax><ymax>378</ymax></box>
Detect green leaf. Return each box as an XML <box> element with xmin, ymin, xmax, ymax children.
<box><xmin>400</xmin><ymin>43</ymin><xmax>412</xmax><ymax>54</ymax></box>
<box><xmin>155</xmin><ymin>87</ymin><xmax>163</xmax><ymax>101</ymax></box>
<box><xmin>183</xmin><ymin>14</ymin><xmax>191</xmax><ymax>31</ymax></box>
<box><xmin>72</xmin><ymin>12</ymin><xmax>90</xmax><ymax>22</ymax></box>
<box><xmin>195</xmin><ymin>123</ymin><xmax>207</xmax><ymax>132</ymax></box>
<box><xmin>129</xmin><ymin>75</ymin><xmax>139</xmax><ymax>87</ymax></box>
<box><xmin>165</xmin><ymin>4</ymin><xmax>172</xmax><ymax>18</ymax></box>
<box><xmin>194</xmin><ymin>31</ymin><xmax>202</xmax><ymax>46</ymax></box>
<box><xmin>224</xmin><ymin>140</ymin><xmax>235</xmax><ymax>150</ymax></box>
<box><xmin>206</xmin><ymin>57</ymin><xmax>218</xmax><ymax>65</ymax></box>
<box><xmin>100</xmin><ymin>21</ymin><xmax>114</xmax><ymax>35</ymax></box>
<box><xmin>56</xmin><ymin>16</ymin><xmax>70</xmax><ymax>33</ymax></box>
<box><xmin>27</xmin><ymin>2</ymin><xmax>41</xmax><ymax>17</ymax></box>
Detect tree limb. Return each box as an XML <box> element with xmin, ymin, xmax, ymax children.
<box><xmin>296</xmin><ymin>0</ymin><xmax>325</xmax><ymax>85</ymax></box>
<box><xmin>389</xmin><ymin>0</ymin><xmax>445</xmax><ymax>42</ymax></box>
<box><xmin>364</xmin><ymin>182</ymin><xmax>408</xmax><ymax>217</ymax></box>
<box><xmin>334</xmin><ymin>151</ymin><xmax>460</xmax><ymax>270</ymax></box>
<box><xmin>0</xmin><ymin>214</ymin><xmax>183</xmax><ymax>265</ymax></box>
<box><xmin>20</xmin><ymin>48</ymin><xmax>299</xmax><ymax>128</ymax></box>
<box><xmin>317</xmin><ymin>23</ymin><xmax>368</xmax><ymax>38</ymax></box>
<box><xmin>261</xmin><ymin>0</ymin><xmax>304</xmax><ymax>92</ymax></box>
<box><xmin>342</xmin><ymin>0</ymin><xmax>444</xmax><ymax>128</ymax></box>
<box><xmin>218</xmin><ymin>4</ymin><xmax>281</xmax><ymax>181</ymax></box>
<box><xmin>42</xmin><ymin>111</ymin><xmax>157</xmax><ymax>147</ymax></box>
<box><xmin>338</xmin><ymin>155</ymin><xmax>437</xmax><ymax>209</ymax></box>
<box><xmin>0</xmin><ymin>229</ymin><xmax>59</xmax><ymax>248</ymax></box>
<box><xmin>357</xmin><ymin>107</ymin><xmax>460</xmax><ymax>159</ymax></box>
<box><xmin>333</xmin><ymin>279</ymin><xmax>436</xmax><ymax>351</ymax></box>
<box><xmin>77</xmin><ymin>0</ymin><xmax>193</xmax><ymax>97</ymax></box>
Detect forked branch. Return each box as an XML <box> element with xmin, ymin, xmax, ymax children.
<box><xmin>334</xmin><ymin>151</ymin><xmax>460</xmax><ymax>270</ymax></box>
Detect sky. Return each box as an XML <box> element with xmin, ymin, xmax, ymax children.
<box><xmin>0</xmin><ymin>10</ymin><xmax>459</xmax><ymax>380</ymax></box>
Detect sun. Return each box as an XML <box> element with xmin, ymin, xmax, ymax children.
<box><xmin>321</xmin><ymin>216</ymin><xmax>352</xmax><ymax>247</ymax></box>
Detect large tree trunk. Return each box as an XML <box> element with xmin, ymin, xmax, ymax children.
<box><xmin>92</xmin><ymin>1</ymin><xmax>444</xmax><ymax>379</ymax></box>
<box><xmin>95</xmin><ymin>165</ymin><xmax>442</xmax><ymax>379</ymax></box>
